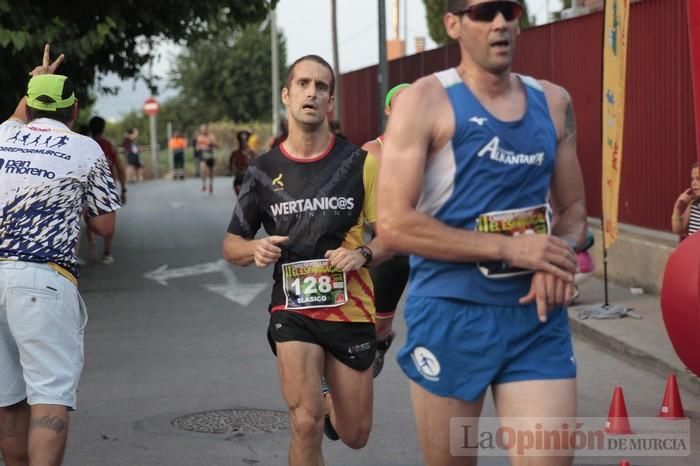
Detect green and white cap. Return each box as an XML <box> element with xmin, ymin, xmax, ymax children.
<box><xmin>26</xmin><ymin>74</ymin><xmax>76</xmax><ymax>111</ymax></box>
<box><xmin>384</xmin><ymin>83</ymin><xmax>410</xmax><ymax>109</ymax></box>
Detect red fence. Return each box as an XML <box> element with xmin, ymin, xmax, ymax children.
<box><xmin>339</xmin><ymin>0</ymin><xmax>696</xmax><ymax>233</ymax></box>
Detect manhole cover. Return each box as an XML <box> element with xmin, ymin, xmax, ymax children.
<box><xmin>172</xmin><ymin>409</ymin><xmax>289</xmax><ymax>434</ymax></box>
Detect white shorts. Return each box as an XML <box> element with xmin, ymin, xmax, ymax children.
<box><xmin>0</xmin><ymin>261</ymin><xmax>87</xmax><ymax>409</ymax></box>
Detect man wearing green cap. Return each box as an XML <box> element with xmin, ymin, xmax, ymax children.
<box><xmin>361</xmin><ymin>83</ymin><xmax>410</xmax><ymax>378</ymax></box>
<box><xmin>0</xmin><ymin>45</ymin><xmax>121</xmax><ymax>466</ymax></box>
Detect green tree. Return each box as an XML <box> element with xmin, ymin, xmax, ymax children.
<box><xmin>0</xmin><ymin>0</ymin><xmax>276</xmax><ymax>116</ymax></box>
<box><xmin>423</xmin><ymin>0</ymin><xmax>533</xmax><ymax>46</ymax></box>
<box><xmin>423</xmin><ymin>0</ymin><xmax>452</xmax><ymax>46</ymax></box>
<box><xmin>169</xmin><ymin>21</ymin><xmax>287</xmax><ymax>124</ymax></box>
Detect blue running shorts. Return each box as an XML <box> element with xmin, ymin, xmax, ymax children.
<box><xmin>397</xmin><ymin>296</ymin><xmax>576</xmax><ymax>402</ymax></box>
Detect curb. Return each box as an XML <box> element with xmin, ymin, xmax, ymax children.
<box><xmin>568</xmin><ymin>316</ymin><xmax>700</xmax><ymax>396</ymax></box>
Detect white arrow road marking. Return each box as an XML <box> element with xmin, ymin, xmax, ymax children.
<box><xmin>143</xmin><ymin>260</ymin><xmax>268</xmax><ymax>305</ymax></box>
<box><xmin>169</xmin><ymin>202</ymin><xmax>185</xmax><ymax>209</ymax></box>
<box><xmin>204</xmin><ymin>261</ymin><xmax>268</xmax><ymax>306</ymax></box>
<box><xmin>144</xmin><ymin>260</ymin><xmax>227</xmax><ymax>286</ymax></box>
<box><xmin>204</xmin><ymin>283</ymin><xmax>268</xmax><ymax>307</ymax></box>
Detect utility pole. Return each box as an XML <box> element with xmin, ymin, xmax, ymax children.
<box><xmin>271</xmin><ymin>7</ymin><xmax>280</xmax><ymax>137</ymax></box>
<box><xmin>331</xmin><ymin>0</ymin><xmax>342</xmax><ymax>120</ymax></box>
<box><xmin>403</xmin><ymin>0</ymin><xmax>408</xmax><ymax>50</ymax></box>
<box><xmin>166</xmin><ymin>121</ymin><xmax>173</xmax><ymax>175</ymax></box>
<box><xmin>146</xmin><ymin>57</ymin><xmax>159</xmax><ymax>179</ymax></box>
<box><xmin>392</xmin><ymin>0</ymin><xmax>400</xmax><ymax>40</ymax></box>
<box><xmin>378</xmin><ymin>0</ymin><xmax>389</xmax><ymax>131</ymax></box>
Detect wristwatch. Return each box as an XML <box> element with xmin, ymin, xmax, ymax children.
<box><xmin>356</xmin><ymin>245</ymin><xmax>373</xmax><ymax>266</ymax></box>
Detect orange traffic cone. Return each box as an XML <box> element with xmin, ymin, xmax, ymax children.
<box><xmin>658</xmin><ymin>373</ymin><xmax>686</xmax><ymax>419</ymax></box>
<box><xmin>605</xmin><ymin>386</ymin><xmax>633</xmax><ymax>434</ymax></box>
<box><xmin>619</xmin><ymin>460</ymin><xmax>631</xmax><ymax>466</ymax></box>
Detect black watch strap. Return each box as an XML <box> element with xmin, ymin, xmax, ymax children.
<box><xmin>356</xmin><ymin>245</ymin><xmax>373</xmax><ymax>266</ymax></box>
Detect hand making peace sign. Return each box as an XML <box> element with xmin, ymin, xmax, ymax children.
<box><xmin>28</xmin><ymin>43</ymin><xmax>65</xmax><ymax>77</ymax></box>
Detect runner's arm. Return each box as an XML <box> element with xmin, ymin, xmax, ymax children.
<box><xmin>10</xmin><ymin>45</ymin><xmax>64</xmax><ymax>123</ymax></box>
<box><xmin>377</xmin><ymin>77</ymin><xmax>576</xmax><ymax>279</ymax></box>
<box><xmin>325</xmin><ymin>151</ymin><xmax>392</xmax><ymax>271</ymax></box>
<box><xmin>519</xmin><ymin>83</ymin><xmax>588</xmax><ymax>321</ymax></box>
<box><xmin>546</xmin><ymin>83</ymin><xmax>587</xmax><ymax>247</ymax></box>
<box><xmin>222</xmin><ymin>233</ymin><xmax>287</xmax><ymax>267</ymax></box>
<box><xmin>361</xmin><ymin>140</ymin><xmax>382</xmax><ymax>158</ymax></box>
<box><xmin>9</xmin><ymin>97</ymin><xmax>29</xmax><ymax>123</ymax></box>
<box><xmin>671</xmin><ymin>188</ymin><xmax>693</xmax><ymax>235</ymax></box>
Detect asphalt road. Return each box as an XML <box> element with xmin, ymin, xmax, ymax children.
<box><xmin>14</xmin><ymin>177</ymin><xmax>696</xmax><ymax>466</ymax></box>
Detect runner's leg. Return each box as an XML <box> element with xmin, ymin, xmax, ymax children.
<box><xmin>492</xmin><ymin>379</ymin><xmax>576</xmax><ymax>466</ymax></box>
<box><xmin>27</xmin><ymin>404</ymin><xmax>69</xmax><ymax>466</ymax></box>
<box><xmin>200</xmin><ymin>162</ymin><xmax>208</xmax><ymax>191</ymax></box>
<box><xmin>276</xmin><ymin>341</ymin><xmax>326</xmax><ymax>466</ymax></box>
<box><xmin>323</xmin><ymin>354</ymin><xmax>373</xmax><ymax>449</ymax></box>
<box><xmin>208</xmin><ymin>161</ymin><xmax>214</xmax><ymax>193</ymax></box>
<box><xmin>410</xmin><ymin>381</ymin><xmax>484</xmax><ymax>466</ymax></box>
<box><xmin>0</xmin><ymin>401</ymin><xmax>30</xmax><ymax>466</ymax></box>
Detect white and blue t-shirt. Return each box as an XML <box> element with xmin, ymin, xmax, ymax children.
<box><xmin>0</xmin><ymin>117</ymin><xmax>121</xmax><ymax>278</ymax></box>
<box><xmin>409</xmin><ymin>69</ymin><xmax>557</xmax><ymax>305</ymax></box>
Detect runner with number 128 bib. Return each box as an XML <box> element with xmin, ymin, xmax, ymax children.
<box><xmin>223</xmin><ymin>55</ymin><xmax>390</xmax><ymax>465</ymax></box>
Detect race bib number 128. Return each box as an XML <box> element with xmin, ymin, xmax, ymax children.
<box><xmin>282</xmin><ymin>259</ymin><xmax>348</xmax><ymax>310</ymax></box>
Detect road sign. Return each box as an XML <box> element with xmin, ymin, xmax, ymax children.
<box><xmin>143</xmin><ymin>97</ymin><xmax>160</xmax><ymax>117</ymax></box>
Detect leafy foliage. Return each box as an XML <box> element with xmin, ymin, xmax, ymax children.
<box><xmin>0</xmin><ymin>0</ymin><xmax>275</xmax><ymax>116</ymax></box>
<box><xmin>169</xmin><ymin>21</ymin><xmax>287</xmax><ymax>125</ymax></box>
<box><xmin>423</xmin><ymin>0</ymin><xmax>451</xmax><ymax>46</ymax></box>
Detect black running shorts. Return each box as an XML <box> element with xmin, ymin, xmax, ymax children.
<box><xmin>370</xmin><ymin>254</ymin><xmax>410</xmax><ymax>314</ymax></box>
<box><xmin>267</xmin><ymin>311</ymin><xmax>376</xmax><ymax>371</ymax></box>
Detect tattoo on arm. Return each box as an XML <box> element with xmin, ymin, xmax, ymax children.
<box><xmin>561</xmin><ymin>88</ymin><xmax>577</xmax><ymax>145</ymax></box>
<box><xmin>30</xmin><ymin>416</ymin><xmax>67</xmax><ymax>434</ymax></box>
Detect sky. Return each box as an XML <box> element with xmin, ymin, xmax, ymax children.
<box><xmin>93</xmin><ymin>0</ymin><xmax>561</xmax><ymax>120</ymax></box>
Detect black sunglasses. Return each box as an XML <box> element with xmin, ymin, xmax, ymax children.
<box><xmin>454</xmin><ymin>1</ymin><xmax>523</xmax><ymax>23</ymax></box>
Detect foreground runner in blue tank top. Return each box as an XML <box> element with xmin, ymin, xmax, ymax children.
<box><xmin>377</xmin><ymin>1</ymin><xmax>587</xmax><ymax>464</ymax></box>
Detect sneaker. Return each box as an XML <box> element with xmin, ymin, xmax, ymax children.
<box><xmin>101</xmin><ymin>255</ymin><xmax>115</xmax><ymax>265</ymax></box>
<box><xmin>320</xmin><ymin>378</ymin><xmax>339</xmax><ymax>441</ymax></box>
<box><xmin>372</xmin><ymin>331</ymin><xmax>395</xmax><ymax>378</ymax></box>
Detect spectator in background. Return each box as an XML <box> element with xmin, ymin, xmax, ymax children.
<box><xmin>122</xmin><ymin>127</ymin><xmax>142</xmax><ymax>183</ymax></box>
<box><xmin>572</xmin><ymin>230</ymin><xmax>595</xmax><ymax>302</ymax></box>
<box><xmin>196</xmin><ymin>124</ymin><xmax>217</xmax><ymax>194</ymax></box>
<box><xmin>329</xmin><ymin>119</ymin><xmax>346</xmax><ymax>140</ymax></box>
<box><xmin>169</xmin><ymin>130</ymin><xmax>188</xmax><ymax>180</ymax></box>
<box><xmin>671</xmin><ymin>162</ymin><xmax>700</xmax><ymax>240</ymax></box>
<box><xmin>268</xmin><ymin>117</ymin><xmax>288</xmax><ymax>149</ymax></box>
<box><xmin>192</xmin><ymin>134</ymin><xmax>201</xmax><ymax>177</ymax></box>
<box><xmin>87</xmin><ymin>115</ymin><xmax>127</xmax><ymax>264</ymax></box>
<box><xmin>248</xmin><ymin>132</ymin><xmax>261</xmax><ymax>154</ymax></box>
<box><xmin>229</xmin><ymin>130</ymin><xmax>255</xmax><ymax>195</ymax></box>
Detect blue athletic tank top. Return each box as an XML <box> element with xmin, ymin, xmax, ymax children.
<box><xmin>408</xmin><ymin>68</ymin><xmax>557</xmax><ymax>305</ymax></box>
